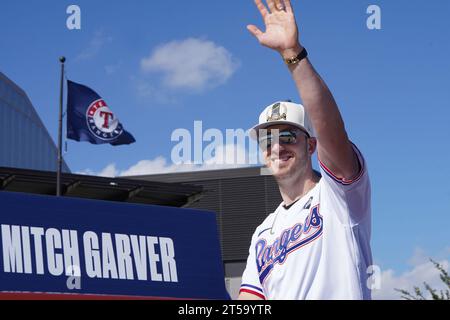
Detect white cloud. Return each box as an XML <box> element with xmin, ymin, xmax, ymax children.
<box><xmin>76</xmin><ymin>164</ymin><xmax>118</xmax><ymax>177</ymax></box>
<box><xmin>75</xmin><ymin>168</ymin><xmax>96</xmax><ymax>176</ymax></box>
<box><xmin>76</xmin><ymin>30</ymin><xmax>113</xmax><ymax>61</ymax></box>
<box><xmin>98</xmin><ymin>163</ymin><xmax>119</xmax><ymax>178</ymax></box>
<box><xmin>407</xmin><ymin>247</ymin><xmax>430</xmax><ymax>267</ymax></box>
<box><xmin>80</xmin><ymin>142</ymin><xmax>260</xmax><ymax>177</ymax></box>
<box><xmin>120</xmin><ymin>157</ymin><xmax>197</xmax><ymax>176</ymax></box>
<box><xmin>135</xmin><ymin>81</ymin><xmax>178</xmax><ymax>104</ymax></box>
<box><xmin>140</xmin><ymin>38</ymin><xmax>239</xmax><ymax>91</ymax></box>
<box><xmin>373</xmin><ymin>248</ymin><xmax>449</xmax><ymax>300</ymax></box>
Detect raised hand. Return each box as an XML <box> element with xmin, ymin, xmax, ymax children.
<box><xmin>247</xmin><ymin>0</ymin><xmax>303</xmax><ymax>58</ymax></box>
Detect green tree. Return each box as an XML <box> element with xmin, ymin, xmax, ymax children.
<box><xmin>396</xmin><ymin>259</ymin><xmax>450</xmax><ymax>300</ymax></box>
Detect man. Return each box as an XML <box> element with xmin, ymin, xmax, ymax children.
<box><xmin>239</xmin><ymin>0</ymin><xmax>373</xmax><ymax>300</ymax></box>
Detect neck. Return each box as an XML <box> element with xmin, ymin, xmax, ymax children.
<box><xmin>277</xmin><ymin>169</ymin><xmax>320</xmax><ymax>206</ymax></box>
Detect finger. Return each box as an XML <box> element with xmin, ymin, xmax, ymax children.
<box><xmin>266</xmin><ymin>0</ymin><xmax>277</xmax><ymax>13</ymax></box>
<box><xmin>283</xmin><ymin>0</ymin><xmax>294</xmax><ymax>13</ymax></box>
<box><xmin>247</xmin><ymin>25</ymin><xmax>264</xmax><ymax>42</ymax></box>
<box><xmin>254</xmin><ymin>0</ymin><xmax>269</xmax><ymax>18</ymax></box>
<box><xmin>274</xmin><ymin>0</ymin><xmax>285</xmax><ymax>11</ymax></box>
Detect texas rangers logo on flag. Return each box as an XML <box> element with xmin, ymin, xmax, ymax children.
<box><xmin>67</xmin><ymin>80</ymin><xmax>135</xmax><ymax>146</ymax></box>
<box><xmin>86</xmin><ymin>99</ymin><xmax>125</xmax><ymax>141</ymax></box>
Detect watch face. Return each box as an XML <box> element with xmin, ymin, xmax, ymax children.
<box><xmin>286</xmin><ymin>57</ymin><xmax>299</xmax><ymax>65</ymax></box>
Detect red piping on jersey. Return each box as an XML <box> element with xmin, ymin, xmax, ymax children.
<box><xmin>239</xmin><ymin>289</ymin><xmax>266</xmax><ymax>300</ymax></box>
<box><xmin>319</xmin><ymin>159</ymin><xmax>364</xmax><ymax>185</ymax></box>
<box><xmin>318</xmin><ymin>144</ymin><xmax>365</xmax><ymax>186</ymax></box>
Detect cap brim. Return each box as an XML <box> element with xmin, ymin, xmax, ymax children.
<box><xmin>249</xmin><ymin>121</ymin><xmax>311</xmax><ymax>139</ymax></box>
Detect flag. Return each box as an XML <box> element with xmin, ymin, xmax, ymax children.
<box><xmin>67</xmin><ymin>80</ymin><xmax>136</xmax><ymax>146</ymax></box>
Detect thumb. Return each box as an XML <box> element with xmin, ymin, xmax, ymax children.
<box><xmin>247</xmin><ymin>24</ymin><xmax>264</xmax><ymax>42</ymax></box>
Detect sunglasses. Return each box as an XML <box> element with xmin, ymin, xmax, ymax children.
<box><xmin>258</xmin><ymin>129</ymin><xmax>309</xmax><ymax>151</ymax></box>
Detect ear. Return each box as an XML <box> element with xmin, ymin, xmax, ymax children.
<box><xmin>308</xmin><ymin>137</ymin><xmax>317</xmax><ymax>155</ymax></box>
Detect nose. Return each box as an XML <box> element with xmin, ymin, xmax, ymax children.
<box><xmin>268</xmin><ymin>139</ymin><xmax>286</xmax><ymax>157</ymax></box>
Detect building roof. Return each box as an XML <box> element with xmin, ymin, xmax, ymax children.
<box><xmin>127</xmin><ymin>166</ymin><xmax>269</xmax><ymax>182</ymax></box>
<box><xmin>0</xmin><ymin>167</ymin><xmax>203</xmax><ymax>208</ymax></box>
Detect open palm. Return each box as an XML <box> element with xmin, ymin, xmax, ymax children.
<box><xmin>248</xmin><ymin>0</ymin><xmax>300</xmax><ymax>53</ymax></box>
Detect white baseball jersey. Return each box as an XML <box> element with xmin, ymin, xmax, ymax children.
<box><xmin>240</xmin><ymin>145</ymin><xmax>372</xmax><ymax>300</ymax></box>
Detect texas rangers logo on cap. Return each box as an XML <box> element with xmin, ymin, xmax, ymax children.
<box><xmin>86</xmin><ymin>99</ymin><xmax>124</xmax><ymax>141</ymax></box>
<box><xmin>266</xmin><ymin>102</ymin><xmax>287</xmax><ymax>122</ymax></box>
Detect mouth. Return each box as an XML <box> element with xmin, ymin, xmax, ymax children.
<box><xmin>271</xmin><ymin>153</ymin><xmax>294</xmax><ymax>165</ymax></box>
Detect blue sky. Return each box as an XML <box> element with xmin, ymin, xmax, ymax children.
<box><xmin>1</xmin><ymin>1</ymin><xmax>449</xmax><ymax>298</ymax></box>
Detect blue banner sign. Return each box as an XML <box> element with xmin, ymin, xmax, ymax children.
<box><xmin>0</xmin><ymin>191</ymin><xmax>229</xmax><ymax>299</ymax></box>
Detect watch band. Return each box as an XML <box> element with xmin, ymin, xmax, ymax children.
<box><xmin>284</xmin><ymin>48</ymin><xmax>308</xmax><ymax>66</ymax></box>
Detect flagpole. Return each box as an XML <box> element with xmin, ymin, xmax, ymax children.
<box><xmin>57</xmin><ymin>56</ymin><xmax>66</xmax><ymax>197</ymax></box>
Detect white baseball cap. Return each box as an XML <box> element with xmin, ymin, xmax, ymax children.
<box><xmin>249</xmin><ymin>101</ymin><xmax>314</xmax><ymax>139</ymax></box>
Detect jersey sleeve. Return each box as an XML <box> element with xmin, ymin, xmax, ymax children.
<box><xmin>239</xmin><ymin>232</ymin><xmax>266</xmax><ymax>300</ymax></box>
<box><xmin>318</xmin><ymin>143</ymin><xmax>371</xmax><ymax>225</ymax></box>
